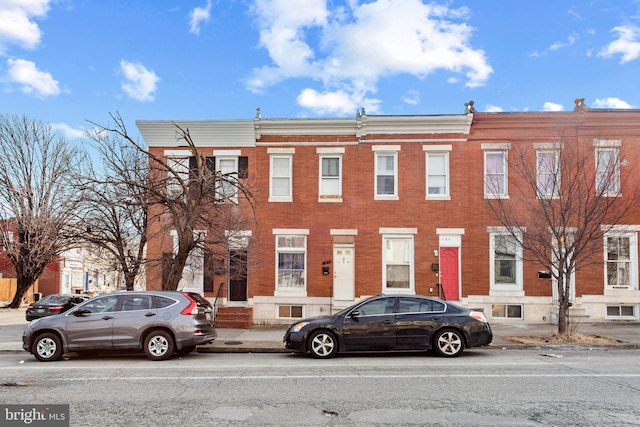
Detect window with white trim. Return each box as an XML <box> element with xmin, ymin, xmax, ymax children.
<box><xmin>166</xmin><ymin>155</ymin><xmax>190</xmax><ymax>198</ymax></box>
<box><xmin>276</xmin><ymin>235</ymin><xmax>306</xmax><ymax>289</ymax></box>
<box><xmin>604</xmin><ymin>232</ymin><xmax>637</xmax><ymax>289</ymax></box>
<box><xmin>484</xmin><ymin>151</ymin><xmax>508</xmax><ymax>198</ymax></box>
<box><xmin>269</xmin><ymin>154</ymin><xmax>293</xmax><ymax>202</ymax></box>
<box><xmin>319</xmin><ymin>153</ymin><xmax>342</xmax><ymax>200</ymax></box>
<box><xmin>216</xmin><ymin>156</ymin><xmax>238</xmax><ymax>202</ymax></box>
<box><xmin>278</xmin><ymin>305</ymin><xmax>304</xmax><ymax>319</ymax></box>
<box><xmin>373</xmin><ymin>146</ymin><xmax>399</xmax><ymax>199</ymax></box>
<box><xmin>491</xmin><ymin>304</ymin><xmax>523</xmax><ymax>319</ymax></box>
<box><xmin>536</xmin><ymin>150</ymin><xmax>560</xmax><ymax>198</ymax></box>
<box><xmin>425</xmin><ymin>147</ymin><xmax>450</xmax><ymax>199</ymax></box>
<box><xmin>595</xmin><ymin>147</ymin><xmax>620</xmax><ymax>196</ymax></box>
<box><xmin>489</xmin><ymin>230</ymin><xmax>523</xmax><ymax>291</ymax></box>
<box><xmin>382</xmin><ymin>235</ymin><xmax>414</xmax><ymax>292</ymax></box>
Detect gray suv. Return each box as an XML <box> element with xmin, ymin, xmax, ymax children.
<box><xmin>23</xmin><ymin>291</ymin><xmax>216</xmax><ymax>361</ymax></box>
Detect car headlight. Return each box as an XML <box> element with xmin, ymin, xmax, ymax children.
<box><xmin>290</xmin><ymin>321</ymin><xmax>309</xmax><ymax>333</ymax></box>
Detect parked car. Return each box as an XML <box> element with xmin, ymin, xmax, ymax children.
<box><xmin>284</xmin><ymin>294</ymin><xmax>492</xmax><ymax>359</ymax></box>
<box><xmin>25</xmin><ymin>294</ymin><xmax>91</xmax><ymax>321</ymax></box>
<box><xmin>23</xmin><ymin>291</ymin><xmax>216</xmax><ymax>362</ymax></box>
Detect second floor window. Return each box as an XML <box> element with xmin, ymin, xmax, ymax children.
<box><xmin>319</xmin><ymin>155</ymin><xmax>342</xmax><ymax>199</ymax></box>
<box><xmin>426</xmin><ymin>152</ymin><xmax>449</xmax><ymax>198</ymax></box>
<box><xmin>216</xmin><ymin>157</ymin><xmax>238</xmax><ymax>202</ymax></box>
<box><xmin>596</xmin><ymin>147</ymin><xmax>620</xmax><ymax>196</ymax></box>
<box><xmin>270</xmin><ymin>154</ymin><xmax>292</xmax><ymax>202</ymax></box>
<box><xmin>536</xmin><ymin>150</ymin><xmax>560</xmax><ymax>198</ymax></box>
<box><xmin>375</xmin><ymin>153</ymin><xmax>397</xmax><ymax>198</ymax></box>
<box><xmin>166</xmin><ymin>156</ymin><xmax>190</xmax><ymax>198</ymax></box>
<box><xmin>484</xmin><ymin>151</ymin><xmax>508</xmax><ymax>198</ymax></box>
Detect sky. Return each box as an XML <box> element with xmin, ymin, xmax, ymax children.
<box><xmin>1</xmin><ymin>0</ymin><xmax>640</xmax><ymax>142</ymax></box>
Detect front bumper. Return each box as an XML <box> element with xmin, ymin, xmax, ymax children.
<box><xmin>283</xmin><ymin>330</ymin><xmax>306</xmax><ymax>352</ymax></box>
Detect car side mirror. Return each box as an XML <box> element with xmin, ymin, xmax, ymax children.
<box><xmin>349</xmin><ymin>310</ymin><xmax>360</xmax><ymax>318</ymax></box>
<box><xmin>73</xmin><ymin>309</ymin><xmax>91</xmax><ymax>317</ymax></box>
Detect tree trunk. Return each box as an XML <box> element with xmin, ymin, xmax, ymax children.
<box><xmin>6</xmin><ymin>276</ymin><xmax>37</xmax><ymax>308</ymax></box>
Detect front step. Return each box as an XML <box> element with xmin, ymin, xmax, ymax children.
<box><xmin>215</xmin><ymin>307</ymin><xmax>253</xmax><ymax>329</ymax></box>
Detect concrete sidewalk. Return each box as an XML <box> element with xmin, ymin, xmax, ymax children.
<box><xmin>2</xmin><ymin>308</ymin><xmax>639</xmax><ymax>354</ymax></box>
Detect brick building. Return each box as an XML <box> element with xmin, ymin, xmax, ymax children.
<box><xmin>137</xmin><ymin>105</ymin><xmax>640</xmax><ymax>326</ymax></box>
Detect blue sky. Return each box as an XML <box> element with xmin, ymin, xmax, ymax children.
<box><xmin>1</xmin><ymin>0</ymin><xmax>640</xmax><ymax>141</ymax></box>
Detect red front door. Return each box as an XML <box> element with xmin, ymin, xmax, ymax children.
<box><xmin>439</xmin><ymin>247</ymin><xmax>459</xmax><ymax>300</ymax></box>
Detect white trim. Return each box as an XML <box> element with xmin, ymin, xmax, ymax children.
<box><xmin>372</xmin><ymin>145</ymin><xmax>401</xmax><ymax>152</ymax></box>
<box><xmin>331</xmin><ymin>229</ymin><xmax>358</xmax><ymax>236</ymax></box>
<box><xmin>437</xmin><ymin>228</ymin><xmax>465</xmax><ymax>235</ymax></box>
<box><xmin>164</xmin><ymin>150</ymin><xmax>191</xmax><ymax>157</ymax></box>
<box><xmin>268</xmin><ymin>147</ymin><xmax>295</xmax><ymax>154</ymax></box>
<box><xmin>423</xmin><ymin>145</ymin><xmax>452</xmax><ymax>151</ymax></box>
<box><xmin>317</xmin><ymin>147</ymin><xmax>345</xmax><ymax>154</ymax></box>
<box><xmin>273</xmin><ymin>229</ymin><xmax>310</xmax><ymax>235</ymax></box>
<box><xmin>213</xmin><ymin>149</ymin><xmax>241</xmax><ymax>156</ymax></box>
<box><xmin>481</xmin><ymin>143</ymin><xmax>511</xmax><ymax>150</ymax></box>
<box><xmin>593</xmin><ymin>139</ymin><xmax>621</xmax><ymax>147</ymax></box>
<box><xmin>379</xmin><ymin>228</ymin><xmax>418</xmax><ymax>234</ymax></box>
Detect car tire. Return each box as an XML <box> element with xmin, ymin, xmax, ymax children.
<box><xmin>433</xmin><ymin>328</ymin><xmax>465</xmax><ymax>357</ymax></box>
<box><xmin>143</xmin><ymin>330</ymin><xmax>175</xmax><ymax>361</ymax></box>
<box><xmin>32</xmin><ymin>332</ymin><xmax>63</xmax><ymax>362</ymax></box>
<box><xmin>308</xmin><ymin>330</ymin><xmax>338</xmax><ymax>359</ymax></box>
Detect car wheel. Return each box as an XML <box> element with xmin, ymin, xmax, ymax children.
<box><xmin>308</xmin><ymin>330</ymin><xmax>338</xmax><ymax>359</ymax></box>
<box><xmin>176</xmin><ymin>345</ymin><xmax>196</xmax><ymax>355</ymax></box>
<box><xmin>32</xmin><ymin>332</ymin><xmax>63</xmax><ymax>362</ymax></box>
<box><xmin>433</xmin><ymin>329</ymin><xmax>464</xmax><ymax>357</ymax></box>
<box><xmin>143</xmin><ymin>330</ymin><xmax>175</xmax><ymax>361</ymax></box>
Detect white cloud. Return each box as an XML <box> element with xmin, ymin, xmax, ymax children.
<box><xmin>549</xmin><ymin>34</ymin><xmax>578</xmax><ymax>51</ymax></box>
<box><xmin>297</xmin><ymin>87</ymin><xmax>381</xmax><ymax>115</ymax></box>
<box><xmin>598</xmin><ymin>25</ymin><xmax>640</xmax><ymax>63</ymax></box>
<box><xmin>592</xmin><ymin>97</ymin><xmax>634</xmax><ymax>109</ymax></box>
<box><xmin>542</xmin><ymin>102</ymin><xmax>564</xmax><ymax>112</ymax></box>
<box><xmin>0</xmin><ymin>0</ymin><xmax>50</xmax><ymax>55</ymax></box>
<box><xmin>51</xmin><ymin>122</ymin><xmax>84</xmax><ymax>139</ymax></box>
<box><xmin>119</xmin><ymin>60</ymin><xmax>160</xmax><ymax>102</ymax></box>
<box><xmin>484</xmin><ymin>105</ymin><xmax>503</xmax><ymax>113</ymax></box>
<box><xmin>247</xmin><ymin>0</ymin><xmax>492</xmax><ymax>114</ymax></box>
<box><xmin>189</xmin><ymin>0</ymin><xmax>212</xmax><ymax>35</ymax></box>
<box><xmin>401</xmin><ymin>90</ymin><xmax>420</xmax><ymax>105</ymax></box>
<box><xmin>7</xmin><ymin>58</ymin><xmax>60</xmax><ymax>97</ymax></box>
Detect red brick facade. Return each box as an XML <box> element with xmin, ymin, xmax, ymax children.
<box><xmin>139</xmin><ymin>109</ymin><xmax>640</xmax><ymax>325</ymax></box>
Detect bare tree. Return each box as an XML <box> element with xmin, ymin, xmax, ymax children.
<box><xmin>89</xmin><ymin>113</ymin><xmax>254</xmax><ymax>291</ymax></box>
<box><xmin>82</xmin><ymin>128</ymin><xmax>148</xmax><ymax>291</ymax></box>
<box><xmin>0</xmin><ymin>114</ymin><xmax>86</xmax><ymax>308</ymax></box>
<box><xmin>486</xmin><ymin>134</ymin><xmax>637</xmax><ymax>334</ymax></box>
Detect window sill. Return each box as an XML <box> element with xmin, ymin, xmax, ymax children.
<box><xmin>375</xmin><ymin>195</ymin><xmax>399</xmax><ymax>201</ymax></box>
<box><xmin>425</xmin><ymin>196</ymin><xmax>451</xmax><ymax>201</ymax></box>
<box><xmin>318</xmin><ymin>196</ymin><xmax>343</xmax><ymax>203</ymax></box>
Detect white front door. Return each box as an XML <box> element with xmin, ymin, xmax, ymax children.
<box><xmin>333</xmin><ymin>244</ymin><xmax>355</xmax><ymax>301</ymax></box>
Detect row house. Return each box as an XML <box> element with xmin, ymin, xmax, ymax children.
<box><xmin>137</xmin><ymin>105</ymin><xmax>640</xmax><ymax>326</ymax></box>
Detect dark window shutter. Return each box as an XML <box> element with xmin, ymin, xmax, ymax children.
<box><xmin>239</xmin><ymin>156</ymin><xmax>248</xmax><ymax>178</ymax></box>
<box><xmin>189</xmin><ymin>156</ymin><xmax>198</xmax><ymax>173</ymax></box>
<box><xmin>205</xmin><ymin>156</ymin><xmax>216</xmax><ymax>172</ymax></box>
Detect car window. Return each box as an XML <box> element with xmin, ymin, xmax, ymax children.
<box><xmin>356</xmin><ymin>298</ymin><xmax>395</xmax><ymax>316</ymax></box>
<box><xmin>41</xmin><ymin>295</ymin><xmax>70</xmax><ymax>304</ymax></box>
<box><xmin>81</xmin><ymin>295</ymin><xmax>119</xmax><ymax>313</ymax></box>
<box><xmin>397</xmin><ymin>297</ymin><xmax>445</xmax><ymax>313</ymax></box>
<box><xmin>153</xmin><ymin>296</ymin><xmax>178</xmax><ymax>309</ymax></box>
<box><xmin>121</xmin><ymin>295</ymin><xmax>153</xmax><ymax>311</ymax></box>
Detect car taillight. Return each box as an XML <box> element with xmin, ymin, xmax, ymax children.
<box><xmin>469</xmin><ymin>310</ymin><xmax>487</xmax><ymax>322</ymax></box>
<box><xmin>26</xmin><ymin>305</ymin><xmax>33</xmax><ymax>311</ymax></box>
<box><xmin>49</xmin><ymin>306</ymin><xmax>64</xmax><ymax>313</ymax></box>
<box><xmin>180</xmin><ymin>294</ymin><xmax>198</xmax><ymax>315</ymax></box>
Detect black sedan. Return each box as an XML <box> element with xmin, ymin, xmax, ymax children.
<box><xmin>284</xmin><ymin>294</ymin><xmax>492</xmax><ymax>358</ymax></box>
<box><xmin>26</xmin><ymin>294</ymin><xmax>91</xmax><ymax>321</ymax></box>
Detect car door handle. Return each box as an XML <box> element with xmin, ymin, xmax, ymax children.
<box><xmin>144</xmin><ymin>312</ymin><xmax>156</xmax><ymax>317</ymax></box>
<box><xmin>102</xmin><ymin>316</ymin><xmax>113</xmax><ymax>320</ymax></box>
<box><xmin>383</xmin><ymin>320</ymin><xmax>393</xmax><ymax>325</ymax></box>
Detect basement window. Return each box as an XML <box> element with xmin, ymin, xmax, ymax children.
<box><xmin>278</xmin><ymin>305</ymin><xmax>304</xmax><ymax>319</ymax></box>
<box><xmin>606</xmin><ymin>305</ymin><xmax>636</xmax><ymax>318</ymax></box>
<box><xmin>491</xmin><ymin>304</ymin><xmax>523</xmax><ymax>319</ymax></box>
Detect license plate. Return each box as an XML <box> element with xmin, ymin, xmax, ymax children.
<box><xmin>37</xmin><ymin>309</ymin><xmax>45</xmax><ymax>313</ymax></box>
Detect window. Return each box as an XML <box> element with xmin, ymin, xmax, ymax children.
<box><xmin>166</xmin><ymin>156</ymin><xmax>190</xmax><ymax>198</ymax></box>
<box><xmin>489</xmin><ymin>230</ymin><xmax>523</xmax><ymax>291</ymax></box>
<box><xmin>354</xmin><ymin>298</ymin><xmax>395</xmax><ymax>316</ymax></box>
<box><xmin>216</xmin><ymin>156</ymin><xmax>239</xmax><ymax>202</ymax></box>
<box><xmin>604</xmin><ymin>233</ymin><xmax>637</xmax><ymax>289</ymax></box>
<box><xmin>276</xmin><ymin>235</ymin><xmax>306</xmax><ymax>290</ymax></box>
<box><xmin>536</xmin><ymin>150</ymin><xmax>560</xmax><ymax>198</ymax></box>
<box><xmin>382</xmin><ymin>233</ymin><xmax>415</xmax><ymax>292</ymax></box>
<box><xmin>122</xmin><ymin>295</ymin><xmax>153</xmax><ymax>311</ymax></box>
<box><xmin>269</xmin><ymin>154</ymin><xmax>293</xmax><ymax>202</ymax></box>
<box><xmin>373</xmin><ymin>146</ymin><xmax>400</xmax><ymax>199</ymax></box>
<box><xmin>318</xmin><ymin>152</ymin><xmax>342</xmax><ymax>200</ymax></box>
<box><xmin>595</xmin><ymin>147</ymin><xmax>620</xmax><ymax>196</ymax></box>
<box><xmin>484</xmin><ymin>151</ymin><xmax>507</xmax><ymax>197</ymax></box>
<box><xmin>424</xmin><ymin>146</ymin><xmax>451</xmax><ymax>199</ymax></box>
<box><xmin>491</xmin><ymin>304</ymin><xmax>523</xmax><ymax>319</ymax></box>
<box><xmin>606</xmin><ymin>305</ymin><xmax>636</xmax><ymax>318</ymax></box>
<box><xmin>398</xmin><ymin>297</ymin><xmax>445</xmax><ymax>313</ymax></box>
<box><xmin>278</xmin><ymin>305</ymin><xmax>304</xmax><ymax>319</ymax></box>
